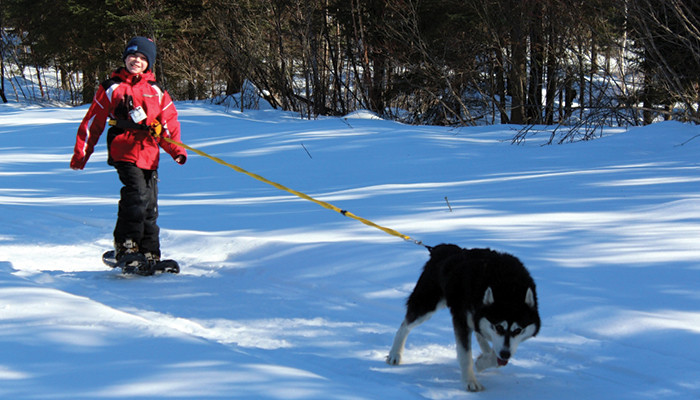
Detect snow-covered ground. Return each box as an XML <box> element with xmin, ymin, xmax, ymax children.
<box><xmin>1</xmin><ymin>101</ymin><xmax>699</xmax><ymax>399</ymax></box>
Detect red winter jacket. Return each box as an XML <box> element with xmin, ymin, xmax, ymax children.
<box><xmin>70</xmin><ymin>68</ymin><xmax>186</xmax><ymax>170</ymax></box>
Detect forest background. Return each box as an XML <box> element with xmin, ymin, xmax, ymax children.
<box><xmin>1</xmin><ymin>0</ymin><xmax>699</xmax><ymax>136</ymax></box>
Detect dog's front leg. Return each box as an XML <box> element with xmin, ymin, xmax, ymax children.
<box><xmin>452</xmin><ymin>312</ymin><xmax>484</xmax><ymax>392</ymax></box>
<box><xmin>387</xmin><ymin>311</ymin><xmax>435</xmax><ymax>365</ymax></box>
<box><xmin>387</xmin><ymin>319</ymin><xmax>411</xmax><ymax>365</ymax></box>
<box><xmin>475</xmin><ymin>332</ymin><xmax>498</xmax><ymax>372</ymax></box>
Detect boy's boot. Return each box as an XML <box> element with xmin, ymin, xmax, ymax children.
<box><xmin>115</xmin><ymin>238</ymin><xmax>139</xmax><ymax>261</ymax></box>
<box><xmin>115</xmin><ymin>239</ymin><xmax>152</xmax><ymax>274</ymax></box>
<box><xmin>144</xmin><ymin>251</ymin><xmax>180</xmax><ymax>274</ymax></box>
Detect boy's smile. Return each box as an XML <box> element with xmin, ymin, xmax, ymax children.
<box><xmin>125</xmin><ymin>52</ymin><xmax>148</xmax><ymax>74</ymax></box>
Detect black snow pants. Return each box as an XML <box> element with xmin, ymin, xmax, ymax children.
<box><xmin>113</xmin><ymin>162</ymin><xmax>160</xmax><ymax>257</ymax></box>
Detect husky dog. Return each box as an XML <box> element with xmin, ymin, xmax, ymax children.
<box><xmin>386</xmin><ymin>244</ymin><xmax>540</xmax><ymax>392</ymax></box>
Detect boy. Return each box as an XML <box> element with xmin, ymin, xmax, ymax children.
<box><xmin>70</xmin><ymin>36</ymin><xmax>187</xmax><ymax>272</ymax></box>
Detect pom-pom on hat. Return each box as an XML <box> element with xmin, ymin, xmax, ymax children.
<box><xmin>123</xmin><ymin>37</ymin><xmax>156</xmax><ymax>71</ymax></box>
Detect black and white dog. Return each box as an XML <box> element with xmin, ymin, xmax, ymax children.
<box><xmin>387</xmin><ymin>244</ymin><xmax>540</xmax><ymax>391</ymax></box>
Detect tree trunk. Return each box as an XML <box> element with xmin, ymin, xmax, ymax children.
<box><xmin>544</xmin><ymin>8</ymin><xmax>559</xmax><ymax>125</ymax></box>
<box><xmin>0</xmin><ymin>42</ymin><xmax>6</xmax><ymax>103</ymax></box>
<box><xmin>510</xmin><ymin>30</ymin><xmax>528</xmax><ymax>124</ymax></box>
<box><xmin>495</xmin><ymin>49</ymin><xmax>508</xmax><ymax>124</ymax></box>
<box><xmin>82</xmin><ymin>68</ymin><xmax>96</xmax><ymax>105</ymax></box>
<box><xmin>527</xmin><ymin>3</ymin><xmax>544</xmax><ymax>124</ymax></box>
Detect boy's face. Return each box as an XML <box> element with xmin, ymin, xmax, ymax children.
<box><xmin>125</xmin><ymin>52</ymin><xmax>148</xmax><ymax>74</ymax></box>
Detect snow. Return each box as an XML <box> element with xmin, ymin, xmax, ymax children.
<box><xmin>1</xmin><ymin>101</ymin><xmax>700</xmax><ymax>399</ymax></box>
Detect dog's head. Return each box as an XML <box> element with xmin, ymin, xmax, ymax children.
<box><xmin>476</xmin><ymin>286</ymin><xmax>540</xmax><ymax>366</ymax></box>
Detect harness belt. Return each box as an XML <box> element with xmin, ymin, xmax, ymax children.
<box><xmin>108</xmin><ymin>119</ymin><xmax>162</xmax><ymax>136</ymax></box>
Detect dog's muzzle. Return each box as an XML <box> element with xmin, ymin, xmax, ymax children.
<box><xmin>498</xmin><ymin>350</ymin><xmax>511</xmax><ymax>366</ymax></box>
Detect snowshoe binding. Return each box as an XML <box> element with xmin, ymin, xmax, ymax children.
<box><xmin>102</xmin><ymin>250</ymin><xmax>179</xmax><ymax>275</ymax></box>
<box><xmin>144</xmin><ymin>252</ymin><xmax>180</xmax><ymax>274</ymax></box>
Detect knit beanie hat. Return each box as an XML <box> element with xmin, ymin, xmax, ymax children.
<box><xmin>123</xmin><ymin>37</ymin><xmax>156</xmax><ymax>71</ymax></box>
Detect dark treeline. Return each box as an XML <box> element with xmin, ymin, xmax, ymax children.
<box><xmin>1</xmin><ymin>0</ymin><xmax>699</xmax><ymax>131</ymax></box>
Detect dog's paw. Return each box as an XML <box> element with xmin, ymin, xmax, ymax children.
<box><xmin>466</xmin><ymin>379</ymin><xmax>485</xmax><ymax>392</ymax></box>
<box><xmin>386</xmin><ymin>352</ymin><xmax>401</xmax><ymax>365</ymax></box>
<box><xmin>476</xmin><ymin>352</ymin><xmax>498</xmax><ymax>372</ymax></box>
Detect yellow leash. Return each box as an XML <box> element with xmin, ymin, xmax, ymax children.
<box><xmin>110</xmin><ymin>119</ymin><xmax>423</xmax><ymax>246</ymax></box>
<box><xmin>166</xmin><ymin>136</ymin><xmax>423</xmax><ymax>245</ymax></box>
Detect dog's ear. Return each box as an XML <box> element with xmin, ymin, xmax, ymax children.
<box><xmin>525</xmin><ymin>287</ymin><xmax>536</xmax><ymax>309</ymax></box>
<box><xmin>483</xmin><ymin>287</ymin><xmax>495</xmax><ymax>306</ymax></box>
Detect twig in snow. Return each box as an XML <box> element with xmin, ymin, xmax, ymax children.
<box><xmin>301</xmin><ymin>142</ymin><xmax>313</xmax><ymax>159</ymax></box>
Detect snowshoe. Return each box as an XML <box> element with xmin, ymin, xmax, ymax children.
<box><xmin>152</xmin><ymin>259</ymin><xmax>180</xmax><ymax>274</ymax></box>
<box><xmin>102</xmin><ymin>250</ymin><xmax>179</xmax><ymax>275</ymax></box>
<box><xmin>102</xmin><ymin>250</ymin><xmax>153</xmax><ymax>275</ymax></box>
<box><xmin>144</xmin><ymin>252</ymin><xmax>180</xmax><ymax>274</ymax></box>
<box><xmin>102</xmin><ymin>250</ymin><xmax>118</xmax><ymax>267</ymax></box>
<box><xmin>120</xmin><ymin>253</ymin><xmax>153</xmax><ymax>275</ymax></box>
